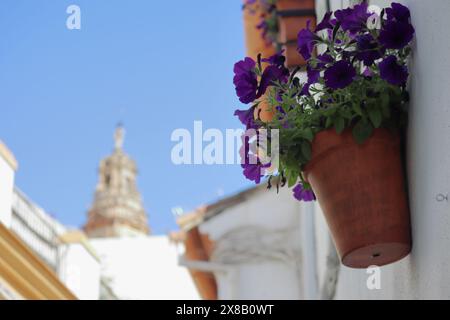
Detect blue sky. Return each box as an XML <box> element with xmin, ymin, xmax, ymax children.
<box><xmin>0</xmin><ymin>0</ymin><xmax>253</xmax><ymax>234</ymax></box>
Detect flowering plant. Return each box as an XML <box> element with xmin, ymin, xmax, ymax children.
<box><xmin>244</xmin><ymin>0</ymin><xmax>279</xmax><ymax>46</ymax></box>
<box><xmin>233</xmin><ymin>2</ymin><xmax>415</xmax><ymax>201</ymax></box>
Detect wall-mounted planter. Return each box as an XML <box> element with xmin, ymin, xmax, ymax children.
<box><xmin>276</xmin><ymin>0</ymin><xmax>316</xmax><ymax>68</ymax></box>
<box><xmin>304</xmin><ymin>128</ymin><xmax>412</xmax><ymax>268</ymax></box>
<box><xmin>243</xmin><ymin>0</ymin><xmax>277</xmax><ymax>60</ymax></box>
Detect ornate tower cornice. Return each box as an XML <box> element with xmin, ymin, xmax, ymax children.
<box><xmin>84</xmin><ymin>126</ymin><xmax>150</xmax><ymax>238</ymax></box>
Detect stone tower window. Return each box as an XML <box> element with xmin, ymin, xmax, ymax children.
<box><xmin>105</xmin><ymin>174</ymin><xmax>111</xmax><ymax>187</ymax></box>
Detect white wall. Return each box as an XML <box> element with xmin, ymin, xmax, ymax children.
<box><xmin>90</xmin><ymin>236</ymin><xmax>199</xmax><ymax>300</ymax></box>
<box><xmin>199</xmin><ymin>187</ymin><xmax>303</xmax><ymax>300</ymax></box>
<box><xmin>236</xmin><ymin>262</ymin><xmax>301</xmax><ymax>299</ymax></box>
<box><xmin>58</xmin><ymin>243</ymin><xmax>101</xmax><ymax>300</ymax></box>
<box><xmin>0</xmin><ymin>143</ymin><xmax>15</xmax><ymax>227</ymax></box>
<box><xmin>311</xmin><ymin>0</ymin><xmax>450</xmax><ymax>300</ymax></box>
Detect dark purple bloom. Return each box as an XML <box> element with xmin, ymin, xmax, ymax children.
<box><xmin>324</xmin><ymin>60</ymin><xmax>356</xmax><ymax>90</ymax></box>
<box><xmin>275</xmin><ymin>105</ymin><xmax>285</xmax><ymax>115</ymax></box>
<box><xmin>355</xmin><ymin>34</ymin><xmax>383</xmax><ymax>66</ymax></box>
<box><xmin>299</xmin><ymin>64</ymin><xmax>320</xmax><ymax>97</ymax></box>
<box><xmin>297</xmin><ymin>21</ymin><xmax>317</xmax><ymax>60</ymax></box>
<box><xmin>234</xmin><ymin>106</ymin><xmax>257</xmax><ymax>129</ymax></box>
<box><xmin>386</xmin><ymin>2</ymin><xmax>411</xmax><ymax>22</ymax></box>
<box><xmin>379</xmin><ymin>20</ymin><xmax>414</xmax><ymax>49</ymax></box>
<box><xmin>242</xmin><ymin>164</ymin><xmax>262</xmax><ymax>183</ymax></box>
<box><xmin>233</xmin><ymin>52</ymin><xmax>289</xmax><ymax>105</ymax></box>
<box><xmin>307</xmin><ymin>65</ymin><xmax>320</xmax><ymax>84</ymax></box>
<box><xmin>341</xmin><ymin>49</ymin><xmax>354</xmax><ymax>62</ymax></box>
<box><xmin>240</xmin><ymin>135</ymin><xmax>270</xmax><ymax>184</ymax></box>
<box><xmin>317</xmin><ymin>53</ymin><xmax>333</xmax><ymax>63</ymax></box>
<box><xmin>300</xmin><ymin>82</ymin><xmax>311</xmax><ymax>96</ymax></box>
<box><xmin>316</xmin><ymin>53</ymin><xmax>333</xmax><ymax>69</ymax></box>
<box><xmin>262</xmin><ymin>51</ymin><xmax>286</xmax><ymax>67</ymax></box>
<box><xmin>293</xmin><ymin>183</ymin><xmax>316</xmax><ymax>202</ymax></box>
<box><xmin>315</xmin><ymin>12</ymin><xmax>334</xmax><ymax>32</ymax></box>
<box><xmin>257</xmin><ymin>63</ymin><xmax>289</xmax><ymax>96</ymax></box>
<box><xmin>233</xmin><ymin>57</ymin><xmax>259</xmax><ymax>104</ymax></box>
<box><xmin>362</xmin><ymin>67</ymin><xmax>374</xmax><ymax>78</ymax></box>
<box><xmin>326</xmin><ymin>26</ymin><xmax>342</xmax><ymax>42</ymax></box>
<box><xmin>379</xmin><ymin>55</ymin><xmax>408</xmax><ymax>85</ymax></box>
<box><xmin>256</xmin><ymin>19</ymin><xmax>269</xmax><ymax>41</ymax></box>
<box><xmin>335</xmin><ymin>3</ymin><xmax>371</xmax><ymax>33</ymax></box>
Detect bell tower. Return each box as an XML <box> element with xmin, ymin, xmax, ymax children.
<box><xmin>84</xmin><ymin>125</ymin><xmax>150</xmax><ymax>238</ymax></box>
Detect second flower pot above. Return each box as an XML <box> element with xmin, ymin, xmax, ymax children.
<box><xmin>276</xmin><ymin>0</ymin><xmax>316</xmax><ymax>68</ymax></box>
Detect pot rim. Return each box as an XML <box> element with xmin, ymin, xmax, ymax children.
<box><xmin>303</xmin><ymin>128</ymin><xmax>400</xmax><ymax>182</ymax></box>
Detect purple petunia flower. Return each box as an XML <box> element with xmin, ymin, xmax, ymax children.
<box><xmin>318</xmin><ymin>53</ymin><xmax>333</xmax><ymax>63</ymax></box>
<box><xmin>324</xmin><ymin>60</ymin><xmax>356</xmax><ymax>90</ymax></box>
<box><xmin>240</xmin><ymin>135</ymin><xmax>270</xmax><ymax>184</ymax></box>
<box><xmin>297</xmin><ymin>21</ymin><xmax>317</xmax><ymax>60</ymax></box>
<box><xmin>334</xmin><ymin>3</ymin><xmax>371</xmax><ymax>34</ymax></box>
<box><xmin>362</xmin><ymin>67</ymin><xmax>374</xmax><ymax>78</ymax></box>
<box><xmin>379</xmin><ymin>20</ymin><xmax>415</xmax><ymax>49</ymax></box>
<box><xmin>379</xmin><ymin>55</ymin><xmax>408</xmax><ymax>85</ymax></box>
<box><xmin>386</xmin><ymin>2</ymin><xmax>411</xmax><ymax>22</ymax></box>
<box><xmin>300</xmin><ymin>65</ymin><xmax>321</xmax><ymax>96</ymax></box>
<box><xmin>256</xmin><ymin>19</ymin><xmax>269</xmax><ymax>42</ymax></box>
<box><xmin>300</xmin><ymin>82</ymin><xmax>311</xmax><ymax>96</ymax></box>
<box><xmin>258</xmin><ymin>53</ymin><xmax>289</xmax><ymax>96</ymax></box>
<box><xmin>326</xmin><ymin>26</ymin><xmax>342</xmax><ymax>42</ymax></box>
<box><xmin>316</xmin><ymin>53</ymin><xmax>334</xmax><ymax>69</ymax></box>
<box><xmin>256</xmin><ymin>3</ymin><xmax>277</xmax><ymax>44</ymax></box>
<box><xmin>293</xmin><ymin>183</ymin><xmax>316</xmax><ymax>202</ymax></box>
<box><xmin>234</xmin><ymin>106</ymin><xmax>257</xmax><ymax>129</ymax></box>
<box><xmin>355</xmin><ymin>34</ymin><xmax>383</xmax><ymax>66</ymax></box>
<box><xmin>307</xmin><ymin>65</ymin><xmax>320</xmax><ymax>84</ymax></box>
<box><xmin>341</xmin><ymin>49</ymin><xmax>354</xmax><ymax>62</ymax></box>
<box><xmin>258</xmin><ymin>65</ymin><xmax>288</xmax><ymax>95</ymax></box>
<box><xmin>262</xmin><ymin>51</ymin><xmax>286</xmax><ymax>67</ymax></box>
<box><xmin>233</xmin><ymin>57</ymin><xmax>259</xmax><ymax>104</ymax></box>
<box><xmin>242</xmin><ymin>164</ymin><xmax>261</xmax><ymax>183</ymax></box>
<box><xmin>233</xmin><ymin>53</ymin><xmax>288</xmax><ymax>105</ymax></box>
<box><xmin>315</xmin><ymin>12</ymin><xmax>334</xmax><ymax>32</ymax></box>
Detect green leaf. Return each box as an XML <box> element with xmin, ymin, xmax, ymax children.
<box><xmin>352</xmin><ymin>119</ymin><xmax>373</xmax><ymax>145</ymax></box>
<box><xmin>352</xmin><ymin>102</ymin><xmax>363</xmax><ymax>116</ymax></box>
<box><xmin>334</xmin><ymin>117</ymin><xmax>345</xmax><ymax>134</ymax></box>
<box><xmin>323</xmin><ymin>107</ymin><xmax>337</xmax><ymax>117</ymax></box>
<box><xmin>332</xmin><ymin>22</ymin><xmax>340</xmax><ymax>41</ymax></box>
<box><xmin>287</xmin><ymin>170</ymin><xmax>298</xmax><ymax>188</ymax></box>
<box><xmin>301</xmin><ymin>141</ymin><xmax>312</xmax><ymax>161</ymax></box>
<box><xmin>368</xmin><ymin>108</ymin><xmax>382</xmax><ymax>128</ymax></box>
<box><xmin>380</xmin><ymin>92</ymin><xmax>391</xmax><ymax>118</ymax></box>
<box><xmin>296</xmin><ymin>147</ymin><xmax>307</xmax><ymax>164</ymax></box>
<box><xmin>325</xmin><ymin>117</ymin><xmax>333</xmax><ymax>128</ymax></box>
<box><xmin>303</xmin><ymin>128</ymin><xmax>314</xmax><ymax>142</ymax></box>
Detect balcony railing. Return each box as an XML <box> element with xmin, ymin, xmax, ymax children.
<box><xmin>10</xmin><ymin>188</ymin><xmax>66</xmax><ymax>271</ymax></box>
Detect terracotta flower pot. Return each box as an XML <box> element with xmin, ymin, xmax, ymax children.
<box><xmin>243</xmin><ymin>0</ymin><xmax>276</xmax><ymax>60</ymax></box>
<box><xmin>303</xmin><ymin>128</ymin><xmax>412</xmax><ymax>268</ymax></box>
<box><xmin>276</xmin><ymin>0</ymin><xmax>316</xmax><ymax>68</ymax></box>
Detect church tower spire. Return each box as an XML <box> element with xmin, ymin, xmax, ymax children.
<box><xmin>84</xmin><ymin>125</ymin><xmax>150</xmax><ymax>238</ymax></box>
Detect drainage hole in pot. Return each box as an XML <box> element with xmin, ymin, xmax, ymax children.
<box><xmin>372</xmin><ymin>253</ymin><xmax>381</xmax><ymax>258</ymax></box>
